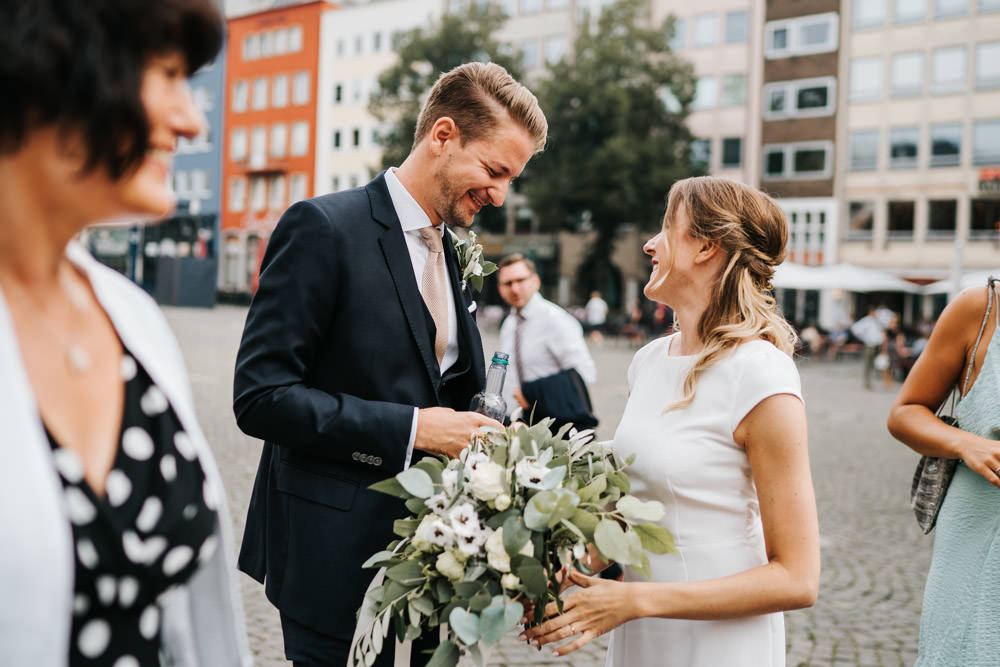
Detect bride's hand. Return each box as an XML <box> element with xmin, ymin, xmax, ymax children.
<box><xmin>519</xmin><ymin>569</ymin><xmax>637</xmax><ymax>656</ymax></box>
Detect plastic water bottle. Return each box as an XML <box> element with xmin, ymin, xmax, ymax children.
<box><xmin>469</xmin><ymin>352</ymin><xmax>509</xmax><ymax>421</ymax></box>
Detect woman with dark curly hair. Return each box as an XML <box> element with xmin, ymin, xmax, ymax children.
<box><xmin>0</xmin><ymin>2</ymin><xmax>251</xmax><ymax>665</ymax></box>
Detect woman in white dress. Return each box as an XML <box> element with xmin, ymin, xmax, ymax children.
<box><xmin>522</xmin><ymin>176</ymin><xmax>820</xmax><ymax>666</ymax></box>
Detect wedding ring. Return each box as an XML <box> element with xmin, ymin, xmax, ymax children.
<box><xmin>569</xmin><ymin>624</ymin><xmax>576</xmax><ymax>633</ymax></box>
<box><xmin>993</xmin><ymin>465</ymin><xmax>1000</xmax><ymax>478</ymax></box>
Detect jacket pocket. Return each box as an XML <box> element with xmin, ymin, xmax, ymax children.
<box><xmin>276</xmin><ymin>462</ymin><xmax>358</xmax><ymax>511</ymax></box>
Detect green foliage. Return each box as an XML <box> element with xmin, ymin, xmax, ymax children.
<box><xmin>522</xmin><ymin>0</ymin><xmax>702</xmax><ymax>284</ymax></box>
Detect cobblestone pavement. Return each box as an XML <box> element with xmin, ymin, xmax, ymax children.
<box><xmin>164</xmin><ymin>306</ymin><xmax>931</xmax><ymax>667</ymax></box>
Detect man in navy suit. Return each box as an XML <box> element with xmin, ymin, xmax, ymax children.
<box><xmin>233</xmin><ymin>62</ymin><xmax>548</xmax><ymax>666</ymax></box>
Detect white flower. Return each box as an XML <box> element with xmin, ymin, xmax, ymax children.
<box><xmin>501</xmin><ymin>573</ymin><xmax>521</xmax><ymax>590</ymax></box>
<box><xmin>426</xmin><ymin>493</ymin><xmax>450</xmax><ymax>515</ymax></box>
<box><xmin>416</xmin><ymin>517</ymin><xmax>455</xmax><ymax>548</ymax></box>
<box><xmin>455</xmin><ymin>526</ymin><xmax>489</xmax><ymax>556</ymax></box>
<box><xmin>519</xmin><ymin>540</ymin><xmax>534</xmax><ymax>558</ymax></box>
<box><xmin>412</xmin><ymin>515</ymin><xmax>435</xmax><ymax>551</ymax></box>
<box><xmin>436</xmin><ymin>551</ymin><xmax>464</xmax><ymax>581</ymax></box>
<box><xmin>447</xmin><ymin>502</ymin><xmax>481</xmax><ymax>537</ymax></box>
<box><xmin>464</xmin><ymin>451</ymin><xmax>489</xmax><ymax>473</ymax></box>
<box><xmin>493</xmin><ymin>493</ymin><xmax>512</xmax><ymax>511</ymax></box>
<box><xmin>440</xmin><ymin>469</ymin><xmax>458</xmax><ymax>495</ymax></box>
<box><xmin>468</xmin><ymin>460</ymin><xmax>506</xmax><ymax>502</ymax></box>
<box><xmin>515</xmin><ymin>459</ymin><xmax>550</xmax><ymax>490</ymax></box>
<box><xmin>485</xmin><ymin>528</ymin><xmax>511</xmax><ymax>573</ymax></box>
<box><xmin>573</xmin><ymin>542</ymin><xmax>586</xmax><ymax>561</ymax></box>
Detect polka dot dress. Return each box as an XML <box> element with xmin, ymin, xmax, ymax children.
<box><xmin>47</xmin><ymin>353</ymin><xmax>219</xmax><ymax>666</ymax></box>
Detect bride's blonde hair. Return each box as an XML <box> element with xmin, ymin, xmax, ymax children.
<box><xmin>665</xmin><ymin>176</ymin><xmax>797</xmax><ymax>411</ymax></box>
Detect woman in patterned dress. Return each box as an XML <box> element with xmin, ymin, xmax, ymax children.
<box><xmin>0</xmin><ymin>1</ymin><xmax>251</xmax><ymax>664</ymax></box>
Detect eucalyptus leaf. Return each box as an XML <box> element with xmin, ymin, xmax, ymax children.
<box><xmin>491</xmin><ymin>444</ymin><xmax>508</xmax><ymax>467</ymax></box>
<box><xmin>413</xmin><ymin>458</ymin><xmax>443</xmax><ymax>484</ymax></box>
<box><xmin>485</xmin><ymin>507</ymin><xmax>518</xmax><ymax>530</ymax></box>
<box><xmin>514</xmin><ymin>561</ymin><xmax>547</xmax><ymax>598</ymax></box>
<box><xmin>607</xmin><ymin>471</ymin><xmax>630</xmax><ymax>493</ymax></box>
<box><xmin>541</xmin><ymin>466</ymin><xmax>566</xmax><ymax>490</ymax></box>
<box><xmin>593</xmin><ymin>518</ymin><xmax>630</xmax><ymax>564</ymax></box>
<box><xmin>448</xmin><ymin>607</ymin><xmax>481</xmax><ymax>645</ymax></box>
<box><xmin>467</xmin><ymin>642</ymin><xmax>484</xmax><ymax>667</ymax></box>
<box><xmin>577</xmin><ymin>475</ymin><xmax>607</xmax><ymax>502</ymax></box>
<box><xmin>397</xmin><ymin>467</ymin><xmax>434</xmax><ymax>498</ymax></box>
<box><xmin>386</xmin><ymin>560</ymin><xmax>424</xmax><ymax>586</ymax></box>
<box><xmin>478</xmin><ymin>603</ymin><xmax>507</xmax><ymax>645</ymax></box>
<box><xmin>425</xmin><ymin>640</ymin><xmax>460</xmax><ymax>667</ymax></box>
<box><xmin>405</xmin><ymin>623</ymin><xmax>422</xmax><ymax>641</ymax></box>
<box><xmin>501</xmin><ymin>515</ymin><xmax>532</xmax><ymax>557</ymax></box>
<box><xmin>372</xmin><ymin>615</ymin><xmax>384</xmax><ymax>655</ymax></box>
<box><xmin>632</xmin><ymin>552</ymin><xmax>652</xmax><ymax>580</ymax></box>
<box><xmin>361</xmin><ymin>550</ymin><xmax>396</xmax><ymax>569</ymax></box>
<box><xmin>411</xmin><ymin>594</ymin><xmax>435</xmax><ymax>615</ymax></box>
<box><xmin>392</xmin><ymin>518</ymin><xmax>420</xmax><ymax>538</ymax></box>
<box><xmin>369</xmin><ymin>477</ymin><xmax>410</xmax><ymax>499</ymax></box>
<box><xmin>616</xmin><ymin>495</ymin><xmax>665</xmax><ymax>522</ymax></box>
<box><xmin>468</xmin><ymin>590</ymin><xmax>492</xmax><ymax>612</ymax></box>
<box><xmin>405</xmin><ymin>497</ymin><xmax>426</xmax><ymax>514</ymax></box>
<box><xmin>524</xmin><ymin>490</ymin><xmax>556</xmax><ymax>530</ymax></box>
<box><xmin>633</xmin><ymin>522</ymin><xmax>677</xmax><ymax>554</ymax></box>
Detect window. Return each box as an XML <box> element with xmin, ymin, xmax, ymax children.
<box><xmin>274</xmin><ymin>28</ymin><xmax>289</xmax><ymax>55</ymax></box>
<box><xmin>521</xmin><ymin>0</ymin><xmax>541</xmax><ymax>13</ymax></box>
<box><xmin>889</xmin><ymin>127</ymin><xmax>920</xmax><ymax>168</ymax></box>
<box><xmin>982</xmin><ymin>0</ymin><xmax>1000</xmax><ymax>11</ymax></box>
<box><xmin>272</xmin><ymin>74</ymin><xmax>288</xmax><ymax>108</ymax></box>
<box><xmin>693</xmin><ymin>14</ymin><xmax>718</xmax><ymax>47</ymax></box>
<box><xmin>334</xmin><ymin>83</ymin><xmax>343</xmax><ymax>103</ymax></box>
<box><xmin>928</xmin><ymin>200</ymin><xmax>957</xmax><ymax>237</ymax></box>
<box><xmin>333</xmin><ymin>130</ymin><xmax>341</xmax><ymax>150</ymax></box>
<box><xmin>351</xmin><ymin>78</ymin><xmax>363</xmax><ymax>103</ymax></box>
<box><xmin>891</xmin><ymin>52</ymin><xmax>924</xmax><ymax>97</ymax></box>
<box><xmin>850</xmin><ymin>130</ymin><xmax>880</xmax><ymax>170</ymax></box>
<box><xmin>895</xmin><ymin>0</ymin><xmax>925</xmax><ymax>22</ymax></box>
<box><xmin>854</xmin><ymin>0</ymin><xmax>886</xmax><ymax>28</ymax></box>
<box><xmin>252</xmin><ymin>77</ymin><xmax>268</xmax><ymax>110</ymax></box>
<box><xmin>289</xmin><ymin>26</ymin><xmax>303</xmax><ymax>53</ymax></box>
<box><xmin>373</xmin><ymin>32</ymin><xmax>382</xmax><ymax>52</ymax></box>
<box><xmin>250</xmin><ymin>176</ymin><xmax>266</xmax><ymax>212</ymax></box>
<box><xmin>520</xmin><ymin>39</ymin><xmax>539</xmax><ymax>68</ymax></box>
<box><xmin>720</xmin><ymin>74</ymin><xmax>746</xmax><ymax>107</ymax></box>
<box><xmin>762</xmin><ymin>141</ymin><xmax>834</xmax><ymax>179</ymax></box>
<box><xmin>291</xmin><ymin>122</ymin><xmax>309</xmax><ymax>156</ymax></box>
<box><xmin>270</xmin><ymin>124</ymin><xmax>287</xmax><ymax>158</ymax></box>
<box><xmin>290</xmin><ymin>174</ymin><xmax>308</xmax><ymax>203</ymax></box>
<box><xmin>762</xmin><ymin>77</ymin><xmax>836</xmax><ymax>119</ymax></box>
<box><xmin>174</xmin><ymin>170</ymin><xmax>189</xmax><ymax>196</ymax></box>
<box><xmin>499</xmin><ymin>0</ymin><xmax>516</xmax><ymax>16</ymax></box>
<box><xmin>930</xmin><ymin>123</ymin><xmax>962</xmax><ymax>166</ymax></box>
<box><xmin>546</xmin><ymin>0</ymin><xmax>569</xmax><ymax>8</ymax></box>
<box><xmin>261</xmin><ymin>31</ymin><xmax>274</xmax><ymax>57</ymax></box>
<box><xmin>692</xmin><ymin>76</ymin><xmax>717</xmax><ymax>110</ymax></box>
<box><xmin>544</xmin><ymin>35</ymin><xmax>567</xmax><ymax>64</ymax></box>
<box><xmin>250</xmin><ymin>126</ymin><xmax>267</xmax><ymax>165</ymax></box>
<box><xmin>228</xmin><ymin>178</ymin><xmax>246</xmax><ymax>212</ymax></box>
<box><xmin>293</xmin><ymin>72</ymin><xmax>310</xmax><ymax>105</ymax></box>
<box><xmin>269</xmin><ymin>175</ymin><xmax>286</xmax><ymax>211</ymax></box>
<box><xmin>848</xmin><ymin>201</ymin><xmax>875</xmax><ymax>239</ymax></box>
<box><xmin>230</xmin><ymin>128</ymin><xmax>247</xmax><ymax>161</ymax></box>
<box><xmin>354</xmin><ymin>35</ymin><xmax>363</xmax><ymax>56</ymax></box>
<box><xmin>970</xmin><ymin>198</ymin><xmax>1000</xmax><ymax>239</ymax></box>
<box><xmin>352</xmin><ymin>127</ymin><xmax>361</xmax><ymax>148</ymax></box>
<box><xmin>721</xmin><ymin>137</ymin><xmax>742</xmax><ymax>168</ymax></box>
<box><xmin>887</xmin><ymin>201</ymin><xmax>915</xmax><ymax>239</ymax></box>
<box><xmin>191</xmin><ymin>169</ymin><xmax>208</xmax><ymax>197</ymax></box>
<box><xmin>690</xmin><ymin>139</ymin><xmax>711</xmax><ymax>169</ymax></box>
<box><xmin>243</xmin><ymin>34</ymin><xmax>260</xmax><ymax>60</ymax></box>
<box><xmin>232</xmin><ymin>81</ymin><xmax>248</xmax><ymax>112</ymax></box>
<box><xmin>192</xmin><ymin>87</ymin><xmax>214</xmax><ymax>112</ymax></box>
<box><xmin>765</xmin><ymin>13</ymin><xmax>839</xmax><ymax>59</ymax></box>
<box><xmin>668</xmin><ymin>17</ymin><xmax>686</xmax><ymax>50</ymax></box>
<box><xmin>975</xmin><ymin>43</ymin><xmax>1000</xmax><ymax>89</ymax></box>
<box><xmin>931</xmin><ymin>47</ymin><xmax>966</xmax><ymax>94</ymax></box>
<box><xmin>850</xmin><ymin>57</ymin><xmax>883</xmax><ymax>101</ymax></box>
<box><xmin>973</xmin><ymin>120</ymin><xmax>1000</xmax><ymax>164</ymax></box>
<box><xmin>331</xmin><ymin>176</ymin><xmax>340</xmax><ymax>193</ymax></box>
<box><xmin>935</xmin><ymin>0</ymin><xmax>968</xmax><ymax>16</ymax></box>
<box><xmin>725</xmin><ymin>11</ymin><xmax>748</xmax><ymax>43</ymax></box>
<box><xmin>336</xmin><ymin>38</ymin><xmax>345</xmax><ymax>57</ymax></box>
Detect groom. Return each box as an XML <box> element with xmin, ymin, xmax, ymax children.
<box><xmin>233</xmin><ymin>62</ymin><xmax>548</xmax><ymax>666</ymax></box>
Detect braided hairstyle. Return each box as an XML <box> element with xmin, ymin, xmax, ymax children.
<box><xmin>664</xmin><ymin>176</ymin><xmax>797</xmax><ymax>411</ymax></box>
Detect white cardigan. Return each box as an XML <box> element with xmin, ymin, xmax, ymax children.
<box><xmin>0</xmin><ymin>243</ymin><xmax>252</xmax><ymax>666</ymax></box>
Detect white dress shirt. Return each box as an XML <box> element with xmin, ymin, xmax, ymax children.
<box><xmin>384</xmin><ymin>168</ymin><xmax>460</xmax><ymax>466</ymax></box>
<box><xmin>498</xmin><ymin>292</ymin><xmax>597</xmax><ymax>418</ymax></box>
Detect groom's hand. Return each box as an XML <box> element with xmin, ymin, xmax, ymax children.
<box><xmin>415</xmin><ymin>407</ymin><xmax>500</xmax><ymax>459</ymax></box>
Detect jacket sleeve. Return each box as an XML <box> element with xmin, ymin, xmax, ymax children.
<box><xmin>232</xmin><ymin>200</ymin><xmax>414</xmax><ymax>471</ymax></box>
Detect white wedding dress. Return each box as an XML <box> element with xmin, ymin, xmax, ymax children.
<box><xmin>606</xmin><ymin>334</ymin><xmax>801</xmax><ymax>667</ymax></box>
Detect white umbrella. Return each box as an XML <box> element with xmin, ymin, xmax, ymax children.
<box><xmin>772</xmin><ymin>262</ymin><xmax>829</xmax><ymax>290</ymax></box>
<box><xmin>922</xmin><ymin>270</ymin><xmax>999</xmax><ymax>294</ymax></box>
<box><xmin>772</xmin><ymin>262</ymin><xmax>923</xmax><ymax>293</ymax></box>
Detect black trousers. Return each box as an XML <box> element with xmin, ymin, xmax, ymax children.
<box><xmin>280</xmin><ymin>612</ymin><xmax>437</xmax><ymax>667</ymax></box>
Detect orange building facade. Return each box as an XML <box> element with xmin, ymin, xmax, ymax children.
<box><xmin>220</xmin><ymin>1</ymin><xmax>335</xmax><ymax>296</ymax></box>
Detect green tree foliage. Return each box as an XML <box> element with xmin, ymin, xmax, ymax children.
<box><xmin>522</xmin><ymin>0</ymin><xmax>701</xmax><ymax>295</ymax></box>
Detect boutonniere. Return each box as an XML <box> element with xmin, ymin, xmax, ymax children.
<box><xmin>450</xmin><ymin>230</ymin><xmax>497</xmax><ymax>292</ymax></box>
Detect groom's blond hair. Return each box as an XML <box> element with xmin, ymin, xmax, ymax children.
<box><xmin>414</xmin><ymin>62</ymin><xmax>547</xmax><ymax>152</ymax></box>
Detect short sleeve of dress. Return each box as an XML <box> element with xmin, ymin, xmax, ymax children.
<box><xmin>729</xmin><ymin>342</ymin><xmax>803</xmax><ymax>433</ymax></box>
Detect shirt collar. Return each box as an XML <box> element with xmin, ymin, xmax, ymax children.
<box><xmin>384</xmin><ymin>167</ymin><xmax>437</xmax><ymax>234</ymax></box>
<box><xmin>517</xmin><ymin>292</ymin><xmax>542</xmax><ymax>319</ymax></box>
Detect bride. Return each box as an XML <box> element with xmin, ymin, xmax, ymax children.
<box><xmin>522</xmin><ymin>176</ymin><xmax>820</xmax><ymax>666</ymax></box>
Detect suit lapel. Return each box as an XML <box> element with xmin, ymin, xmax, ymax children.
<box><xmin>369</xmin><ymin>174</ymin><xmax>440</xmax><ymax>393</ymax></box>
<box><xmin>442</xmin><ymin>227</ymin><xmax>485</xmax><ymax>386</ymax></box>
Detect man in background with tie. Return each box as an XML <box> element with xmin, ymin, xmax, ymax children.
<box><xmin>497</xmin><ymin>254</ymin><xmax>597</xmax><ymax>426</ymax></box>
<box><xmin>231</xmin><ymin>63</ymin><xmax>547</xmax><ymax>666</ymax></box>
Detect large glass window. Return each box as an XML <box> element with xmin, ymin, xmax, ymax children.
<box><xmin>891</xmin><ymin>52</ymin><xmax>924</xmax><ymax>97</ymax></box>
<box><xmin>270</xmin><ymin>124</ymin><xmax>287</xmax><ymax>158</ymax></box>
<box><xmin>291</xmin><ymin>122</ymin><xmax>309</xmax><ymax>156</ymax></box>
<box><xmin>720</xmin><ymin>74</ymin><xmax>746</xmax><ymax>107</ymax></box>
<box><xmin>521</xmin><ymin>0</ymin><xmax>542</xmax><ymax>14</ymax></box>
<box><xmin>692</xmin><ymin>76</ymin><xmax>717</xmax><ymax>110</ymax></box>
<box><xmin>725</xmin><ymin>11</ymin><xmax>748</xmax><ymax>43</ymax></box>
<box><xmin>690</xmin><ymin>139</ymin><xmax>711</xmax><ymax>169</ymax></box>
<box><xmin>272</xmin><ymin>74</ymin><xmax>288</xmax><ymax>108</ymax></box>
<box><xmin>848</xmin><ymin>201</ymin><xmax>875</xmax><ymax>239</ymax></box>
<box><xmin>230</xmin><ymin>128</ymin><xmax>247</xmax><ymax>161</ymax></box>
<box><xmin>935</xmin><ymin>0</ymin><xmax>968</xmax><ymax>17</ymax></box>
<box><xmin>763</xmin><ymin>77</ymin><xmax>836</xmax><ymax>119</ymax></box>
<box><xmin>764</xmin><ymin>148</ymin><xmax>785</xmax><ymax>178</ymax></box>
<box><xmin>232</xmin><ymin>81</ymin><xmax>248</xmax><ymax>112</ymax></box>
<box><xmin>228</xmin><ymin>178</ymin><xmax>246</xmax><ymax>212</ymax></box>
<box><xmin>973</xmin><ymin>120</ymin><xmax>1000</xmax><ymax>164</ymax></box>
<box><xmin>797</xmin><ymin>82</ymin><xmax>830</xmax><ymax>111</ymax></box>
<box><xmin>668</xmin><ymin>17</ymin><xmax>686</xmax><ymax>50</ymax></box>
<box><xmin>793</xmin><ymin>146</ymin><xmax>829</xmax><ymax>175</ymax></box>
<box><xmin>252</xmin><ymin>77</ymin><xmax>268</xmax><ymax>110</ymax></box>
<box><xmin>693</xmin><ymin>14</ymin><xmax>719</xmax><ymax>47</ymax></box>
<box><xmin>721</xmin><ymin>137</ymin><xmax>742</xmax><ymax>168</ymax></box>
<box><xmin>850</xmin><ymin>57</ymin><xmax>883</xmax><ymax>101</ymax></box>
<box><xmin>930</xmin><ymin>123</ymin><xmax>962</xmax><ymax>166</ymax></box>
<box><xmin>887</xmin><ymin>200</ymin><xmax>915</xmax><ymax>238</ymax></box>
<box><xmin>250</xmin><ymin>126</ymin><xmax>266</xmax><ymax>164</ymax></box>
<box><xmin>762</xmin><ymin>142</ymin><xmax>833</xmax><ymax>179</ymax></box>
<box><xmin>544</xmin><ymin>35</ymin><xmax>567</xmax><ymax>64</ymax></box>
<box><xmin>854</xmin><ymin>0</ymin><xmax>886</xmax><ymax>29</ymax></box>
<box><xmin>982</xmin><ymin>0</ymin><xmax>1000</xmax><ymax>12</ymax></box>
<box><xmin>928</xmin><ymin>200</ymin><xmax>957</xmax><ymax>237</ymax></box>
<box><xmin>975</xmin><ymin>43</ymin><xmax>1000</xmax><ymax>89</ymax></box>
<box><xmin>970</xmin><ymin>198</ymin><xmax>1000</xmax><ymax>239</ymax></box>
<box><xmin>931</xmin><ymin>47</ymin><xmax>967</xmax><ymax>94</ymax></box>
<box><xmin>520</xmin><ymin>39</ymin><xmax>539</xmax><ymax>68</ymax></box>
<box><xmin>269</xmin><ymin>175</ymin><xmax>286</xmax><ymax>211</ymax></box>
<box><xmin>890</xmin><ymin>127</ymin><xmax>920</xmax><ymax>168</ymax></box>
<box><xmin>850</xmin><ymin>130</ymin><xmax>880</xmax><ymax>171</ymax></box>
<box><xmin>293</xmin><ymin>72</ymin><xmax>310</xmax><ymax>105</ymax></box>
<box><xmin>894</xmin><ymin>0</ymin><xmax>925</xmax><ymax>22</ymax></box>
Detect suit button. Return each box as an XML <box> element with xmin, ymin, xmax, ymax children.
<box><xmin>373</xmin><ymin>457</ymin><xmax>383</xmax><ymax>466</ymax></box>
<box><xmin>352</xmin><ymin>452</ymin><xmax>360</xmax><ymax>461</ymax></box>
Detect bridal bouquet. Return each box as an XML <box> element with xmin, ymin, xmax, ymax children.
<box><xmin>350</xmin><ymin>420</ymin><xmax>675</xmax><ymax>667</ymax></box>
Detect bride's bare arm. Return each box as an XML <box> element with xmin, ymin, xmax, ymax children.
<box><xmin>521</xmin><ymin>393</ymin><xmax>820</xmax><ymax>656</ymax></box>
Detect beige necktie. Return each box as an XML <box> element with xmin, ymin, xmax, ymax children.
<box><xmin>418</xmin><ymin>226</ymin><xmax>449</xmax><ymax>366</ymax></box>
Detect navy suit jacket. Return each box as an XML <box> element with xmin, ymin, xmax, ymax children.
<box><xmin>233</xmin><ymin>172</ymin><xmax>485</xmax><ymax>639</ymax></box>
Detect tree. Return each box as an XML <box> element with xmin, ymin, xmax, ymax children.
<box><xmin>521</xmin><ymin>0</ymin><xmax>700</xmax><ymax>300</ymax></box>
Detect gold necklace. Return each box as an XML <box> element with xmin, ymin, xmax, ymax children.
<box><xmin>1</xmin><ymin>271</ymin><xmax>92</xmax><ymax>375</ymax></box>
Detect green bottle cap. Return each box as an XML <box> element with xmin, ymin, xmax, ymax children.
<box><xmin>492</xmin><ymin>352</ymin><xmax>509</xmax><ymax>365</ymax></box>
